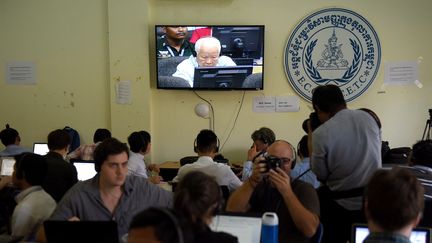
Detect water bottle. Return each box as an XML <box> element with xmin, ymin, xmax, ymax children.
<box><xmin>261</xmin><ymin>212</ymin><xmax>278</xmax><ymax>243</ymax></box>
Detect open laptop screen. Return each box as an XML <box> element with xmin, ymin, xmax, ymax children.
<box><xmin>210</xmin><ymin>212</ymin><xmax>262</xmax><ymax>243</ymax></box>
<box><xmin>44</xmin><ymin>220</ymin><xmax>119</xmax><ymax>243</ymax></box>
<box><xmin>73</xmin><ymin>161</ymin><xmax>97</xmax><ymax>181</ymax></box>
<box><xmin>0</xmin><ymin>157</ymin><xmax>16</xmax><ymax>176</ymax></box>
<box><xmin>352</xmin><ymin>224</ymin><xmax>431</xmax><ymax>243</ymax></box>
<box><xmin>33</xmin><ymin>143</ymin><xmax>49</xmax><ymax>155</ymax></box>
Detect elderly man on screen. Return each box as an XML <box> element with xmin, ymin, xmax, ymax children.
<box><xmin>172</xmin><ymin>36</ymin><xmax>236</xmax><ymax>87</ymax></box>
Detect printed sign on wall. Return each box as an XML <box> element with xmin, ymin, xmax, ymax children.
<box><xmin>284</xmin><ymin>8</ymin><xmax>381</xmax><ymax>102</ymax></box>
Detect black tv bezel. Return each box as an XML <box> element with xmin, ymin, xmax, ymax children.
<box><xmin>155</xmin><ymin>25</ymin><xmax>265</xmax><ymax>91</ymax></box>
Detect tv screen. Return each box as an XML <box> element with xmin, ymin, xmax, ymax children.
<box><xmin>156</xmin><ymin>25</ymin><xmax>265</xmax><ymax>90</ymax></box>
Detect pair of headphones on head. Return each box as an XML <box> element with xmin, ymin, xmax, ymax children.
<box><xmin>193</xmin><ymin>130</ymin><xmax>220</xmax><ymax>153</ymax></box>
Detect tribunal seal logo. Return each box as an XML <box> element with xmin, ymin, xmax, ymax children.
<box><xmin>284</xmin><ymin>8</ymin><xmax>381</xmax><ymax>102</ymax></box>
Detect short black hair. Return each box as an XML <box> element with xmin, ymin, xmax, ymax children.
<box><xmin>14</xmin><ymin>152</ymin><xmax>47</xmax><ymax>186</ymax></box>
<box><xmin>128</xmin><ymin>131</ymin><xmax>151</xmax><ymax>153</ymax></box>
<box><xmin>47</xmin><ymin>129</ymin><xmax>71</xmax><ymax>150</ymax></box>
<box><xmin>0</xmin><ymin>125</ymin><xmax>19</xmax><ymax>146</ymax></box>
<box><xmin>195</xmin><ymin>129</ymin><xmax>218</xmax><ymax>153</ymax></box>
<box><xmin>251</xmin><ymin>127</ymin><xmax>275</xmax><ymax>145</ymax></box>
<box><xmin>94</xmin><ymin>138</ymin><xmax>129</xmax><ymax>172</ymax></box>
<box><xmin>93</xmin><ymin>128</ymin><xmax>112</xmax><ymax>143</ymax></box>
<box><xmin>312</xmin><ymin>85</ymin><xmax>346</xmax><ymax>113</ymax></box>
<box><xmin>297</xmin><ymin>135</ymin><xmax>309</xmax><ymax>158</ymax></box>
<box><xmin>129</xmin><ymin>207</ymin><xmax>189</xmax><ymax>243</ymax></box>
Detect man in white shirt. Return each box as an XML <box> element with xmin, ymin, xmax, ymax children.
<box><xmin>127</xmin><ymin>131</ymin><xmax>161</xmax><ymax>184</ymax></box>
<box><xmin>172</xmin><ymin>36</ymin><xmax>236</xmax><ymax>87</ymax></box>
<box><xmin>0</xmin><ymin>153</ymin><xmax>56</xmax><ymax>242</ymax></box>
<box><xmin>172</xmin><ymin>129</ymin><xmax>242</xmax><ymax>192</ymax></box>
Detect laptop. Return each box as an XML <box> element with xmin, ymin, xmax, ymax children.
<box><xmin>210</xmin><ymin>212</ymin><xmax>262</xmax><ymax>243</ymax></box>
<box><xmin>44</xmin><ymin>220</ymin><xmax>119</xmax><ymax>243</ymax></box>
<box><xmin>0</xmin><ymin>157</ymin><xmax>16</xmax><ymax>176</ymax></box>
<box><xmin>33</xmin><ymin>143</ymin><xmax>49</xmax><ymax>155</ymax></box>
<box><xmin>352</xmin><ymin>223</ymin><xmax>431</xmax><ymax>243</ymax></box>
<box><xmin>73</xmin><ymin>161</ymin><xmax>97</xmax><ymax>181</ymax></box>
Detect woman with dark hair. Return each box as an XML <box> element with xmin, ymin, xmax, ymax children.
<box><xmin>174</xmin><ymin>171</ymin><xmax>238</xmax><ymax>243</ymax></box>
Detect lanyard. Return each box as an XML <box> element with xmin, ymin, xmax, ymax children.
<box><xmin>166</xmin><ymin>46</ymin><xmax>185</xmax><ymax>57</ymax></box>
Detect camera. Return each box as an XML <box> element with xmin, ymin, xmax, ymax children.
<box><xmin>260</xmin><ymin>156</ymin><xmax>283</xmax><ymax>172</ymax></box>
<box><xmin>309</xmin><ymin>112</ymin><xmax>322</xmax><ymax>131</ymax></box>
<box><xmin>429</xmin><ymin>109</ymin><xmax>432</xmax><ymax>119</ymax></box>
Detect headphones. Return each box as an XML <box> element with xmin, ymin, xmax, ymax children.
<box><xmin>154</xmin><ymin>208</ymin><xmax>184</xmax><ymax>243</ymax></box>
<box><xmin>193</xmin><ymin>130</ymin><xmax>220</xmax><ymax>153</ymax></box>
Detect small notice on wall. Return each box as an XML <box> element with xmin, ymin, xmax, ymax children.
<box><xmin>384</xmin><ymin>61</ymin><xmax>419</xmax><ymax>85</ymax></box>
<box><xmin>5</xmin><ymin>62</ymin><xmax>36</xmax><ymax>85</ymax></box>
<box><xmin>253</xmin><ymin>96</ymin><xmax>275</xmax><ymax>113</ymax></box>
<box><xmin>116</xmin><ymin>80</ymin><xmax>132</xmax><ymax>104</ymax></box>
<box><xmin>276</xmin><ymin>96</ymin><xmax>300</xmax><ymax>112</ymax></box>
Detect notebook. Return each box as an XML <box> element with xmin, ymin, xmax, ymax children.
<box><xmin>210</xmin><ymin>212</ymin><xmax>262</xmax><ymax>243</ymax></box>
<box><xmin>352</xmin><ymin>223</ymin><xmax>431</xmax><ymax>243</ymax></box>
<box><xmin>0</xmin><ymin>157</ymin><xmax>16</xmax><ymax>176</ymax></box>
<box><xmin>33</xmin><ymin>143</ymin><xmax>49</xmax><ymax>155</ymax></box>
<box><xmin>73</xmin><ymin>161</ymin><xmax>97</xmax><ymax>181</ymax></box>
<box><xmin>44</xmin><ymin>220</ymin><xmax>119</xmax><ymax>243</ymax></box>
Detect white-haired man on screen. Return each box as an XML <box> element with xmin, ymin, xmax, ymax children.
<box><xmin>172</xmin><ymin>36</ymin><xmax>236</xmax><ymax>87</ymax></box>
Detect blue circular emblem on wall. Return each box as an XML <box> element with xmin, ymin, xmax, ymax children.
<box><xmin>284</xmin><ymin>8</ymin><xmax>381</xmax><ymax>102</ymax></box>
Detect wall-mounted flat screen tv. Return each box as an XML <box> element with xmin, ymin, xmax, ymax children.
<box><xmin>156</xmin><ymin>25</ymin><xmax>265</xmax><ymax>90</ymax></box>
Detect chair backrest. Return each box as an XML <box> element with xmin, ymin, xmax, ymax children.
<box><xmin>419</xmin><ymin>199</ymin><xmax>432</xmax><ymax>227</ymax></box>
<box><xmin>220</xmin><ymin>185</ymin><xmax>230</xmax><ymax>201</ymax></box>
<box><xmin>157</xmin><ymin>56</ymin><xmax>188</xmax><ymax>76</ymax></box>
<box><xmin>158</xmin><ymin>76</ymin><xmax>190</xmax><ymax>88</ymax></box>
<box><xmin>310</xmin><ymin>222</ymin><xmax>324</xmax><ymax>243</ymax></box>
<box><xmin>242</xmin><ymin>73</ymin><xmax>263</xmax><ymax>89</ymax></box>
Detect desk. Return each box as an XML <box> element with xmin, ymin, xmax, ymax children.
<box><xmin>159</xmin><ymin>161</ymin><xmax>180</xmax><ymax>182</ymax></box>
<box><xmin>159</xmin><ymin>161</ymin><xmax>243</xmax><ymax>181</ymax></box>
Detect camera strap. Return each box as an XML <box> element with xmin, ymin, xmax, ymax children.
<box><xmin>292</xmin><ymin>168</ymin><xmax>311</xmax><ymax>183</ymax></box>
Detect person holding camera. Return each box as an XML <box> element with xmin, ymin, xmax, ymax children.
<box><xmin>241</xmin><ymin>127</ymin><xmax>276</xmax><ymax>181</ymax></box>
<box><xmin>226</xmin><ymin>140</ymin><xmax>320</xmax><ymax>243</ymax></box>
<box><xmin>308</xmin><ymin>84</ymin><xmax>381</xmax><ymax>243</ymax></box>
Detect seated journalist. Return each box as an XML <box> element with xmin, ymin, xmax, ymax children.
<box><xmin>43</xmin><ymin>138</ymin><xmax>172</xmax><ymax>240</ymax></box>
<box><xmin>363</xmin><ymin>167</ymin><xmax>424</xmax><ymax>243</ymax></box>
<box><xmin>226</xmin><ymin>140</ymin><xmax>320</xmax><ymax>243</ymax></box>
<box><xmin>172</xmin><ymin>36</ymin><xmax>236</xmax><ymax>87</ymax></box>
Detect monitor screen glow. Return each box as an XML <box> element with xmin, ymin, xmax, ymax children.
<box><xmin>0</xmin><ymin>157</ymin><xmax>16</xmax><ymax>176</ymax></box>
<box><xmin>33</xmin><ymin>143</ymin><xmax>49</xmax><ymax>156</ymax></box>
<box><xmin>73</xmin><ymin>162</ymin><xmax>97</xmax><ymax>181</ymax></box>
<box><xmin>210</xmin><ymin>213</ymin><xmax>262</xmax><ymax>243</ymax></box>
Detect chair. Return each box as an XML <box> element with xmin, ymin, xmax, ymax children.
<box><xmin>158</xmin><ymin>76</ymin><xmax>190</xmax><ymax>88</ymax></box>
<box><xmin>157</xmin><ymin>56</ymin><xmax>188</xmax><ymax>76</ymax></box>
<box><xmin>242</xmin><ymin>73</ymin><xmax>263</xmax><ymax>89</ymax></box>
<box><xmin>419</xmin><ymin>199</ymin><xmax>432</xmax><ymax>227</ymax></box>
<box><xmin>310</xmin><ymin>222</ymin><xmax>323</xmax><ymax>243</ymax></box>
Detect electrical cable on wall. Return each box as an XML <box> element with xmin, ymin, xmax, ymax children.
<box><xmin>219</xmin><ymin>91</ymin><xmax>246</xmax><ymax>152</ymax></box>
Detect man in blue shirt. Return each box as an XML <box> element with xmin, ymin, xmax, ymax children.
<box><xmin>0</xmin><ymin>125</ymin><xmax>30</xmax><ymax>157</ymax></box>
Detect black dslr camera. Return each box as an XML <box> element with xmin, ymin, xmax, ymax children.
<box><xmin>309</xmin><ymin>112</ymin><xmax>322</xmax><ymax>131</ymax></box>
<box><xmin>260</xmin><ymin>156</ymin><xmax>283</xmax><ymax>172</ymax></box>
